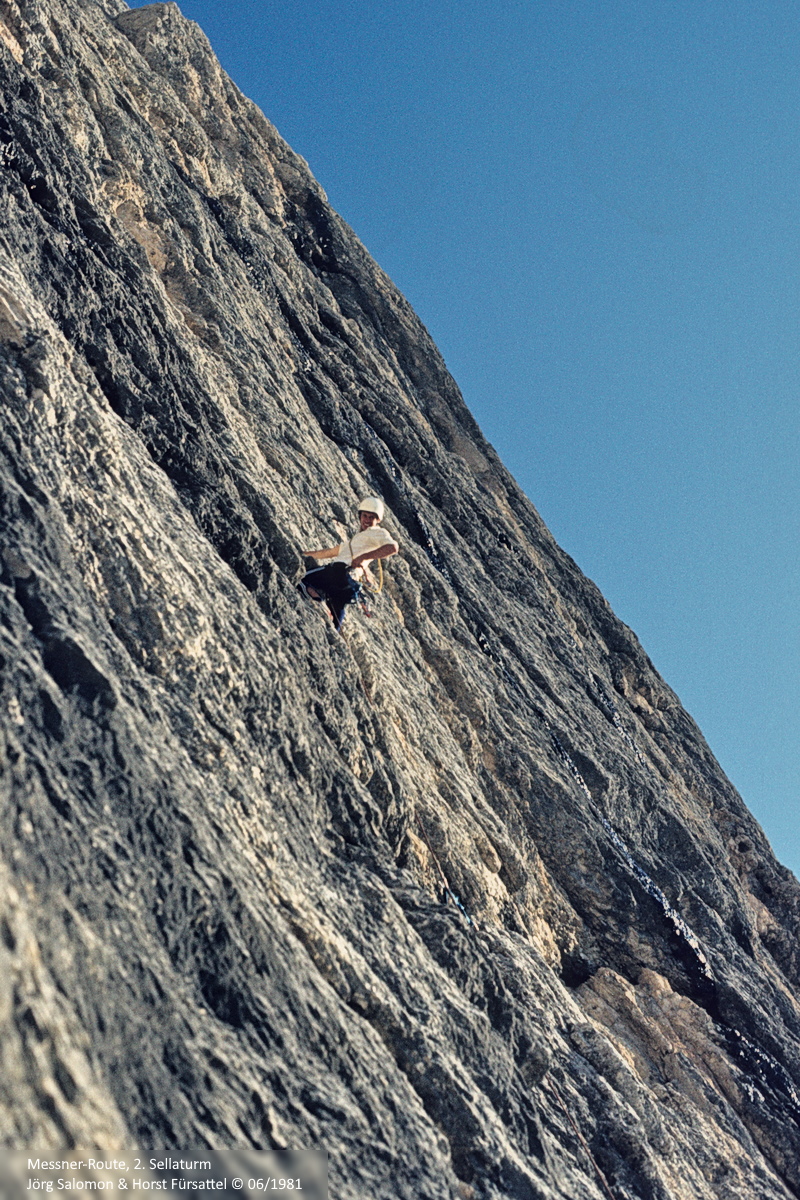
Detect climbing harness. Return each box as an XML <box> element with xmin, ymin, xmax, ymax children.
<box><xmin>414</xmin><ymin>810</ymin><xmax>473</xmax><ymax>928</ymax></box>
<box><xmin>329</xmin><ymin>558</ymin><xmax>385</xmax><ymax>625</ymax></box>
<box><xmin>298</xmin><ymin>563</ymin><xmax>380</xmax><ymax>630</ymax></box>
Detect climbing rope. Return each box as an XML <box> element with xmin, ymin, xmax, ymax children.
<box><xmin>545</xmin><ymin>1078</ymin><xmax>617</xmax><ymax>1200</ymax></box>
<box><xmin>366</xmin><ymin>557</ymin><xmax>384</xmax><ymax>594</ymax></box>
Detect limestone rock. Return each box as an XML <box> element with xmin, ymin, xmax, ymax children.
<box><xmin>0</xmin><ymin>2</ymin><xmax>798</xmax><ymax>1198</ymax></box>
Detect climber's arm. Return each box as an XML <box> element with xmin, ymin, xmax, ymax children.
<box><xmin>301</xmin><ymin>544</ymin><xmax>342</xmax><ymax>560</ymax></box>
<box><xmin>350</xmin><ymin>540</ymin><xmax>398</xmax><ymax>569</ymax></box>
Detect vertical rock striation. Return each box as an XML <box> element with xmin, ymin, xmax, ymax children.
<box><xmin>0</xmin><ymin>2</ymin><xmax>798</xmax><ymax>1197</ymax></box>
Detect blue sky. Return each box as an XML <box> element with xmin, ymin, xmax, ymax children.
<box><xmin>127</xmin><ymin>0</ymin><xmax>799</xmax><ymax>878</ymax></box>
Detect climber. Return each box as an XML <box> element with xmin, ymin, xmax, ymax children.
<box><xmin>298</xmin><ymin>496</ymin><xmax>399</xmax><ymax>631</ymax></box>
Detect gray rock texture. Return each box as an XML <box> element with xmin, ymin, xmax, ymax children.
<box><xmin>1</xmin><ymin>2</ymin><xmax>799</xmax><ymax>1197</ymax></box>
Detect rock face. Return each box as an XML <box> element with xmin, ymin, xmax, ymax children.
<box><xmin>1</xmin><ymin>2</ymin><xmax>799</xmax><ymax>1197</ymax></box>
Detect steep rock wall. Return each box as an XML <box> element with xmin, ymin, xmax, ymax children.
<box><xmin>0</xmin><ymin>2</ymin><xmax>798</xmax><ymax>1197</ymax></box>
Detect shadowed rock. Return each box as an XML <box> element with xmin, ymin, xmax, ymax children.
<box><xmin>0</xmin><ymin>3</ymin><xmax>798</xmax><ymax>1198</ymax></box>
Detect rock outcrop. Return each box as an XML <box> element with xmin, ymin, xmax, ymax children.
<box><xmin>1</xmin><ymin>2</ymin><xmax>798</xmax><ymax>1197</ymax></box>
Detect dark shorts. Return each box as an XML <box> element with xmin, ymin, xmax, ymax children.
<box><xmin>298</xmin><ymin>562</ymin><xmax>359</xmax><ymax>630</ymax></box>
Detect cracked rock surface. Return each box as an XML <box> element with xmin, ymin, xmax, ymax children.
<box><xmin>1</xmin><ymin>2</ymin><xmax>799</xmax><ymax>1197</ymax></box>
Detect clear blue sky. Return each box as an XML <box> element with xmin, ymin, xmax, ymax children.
<box><xmin>127</xmin><ymin>0</ymin><xmax>799</xmax><ymax>878</ymax></box>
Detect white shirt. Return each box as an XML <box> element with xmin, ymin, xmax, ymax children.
<box><xmin>332</xmin><ymin>526</ymin><xmax>395</xmax><ymax>568</ymax></box>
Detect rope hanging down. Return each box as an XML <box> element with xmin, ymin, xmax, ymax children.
<box><xmin>367</xmin><ymin>556</ymin><xmax>384</xmax><ymax>594</ymax></box>
<box><xmin>545</xmin><ymin>1078</ymin><xmax>618</xmax><ymax>1200</ymax></box>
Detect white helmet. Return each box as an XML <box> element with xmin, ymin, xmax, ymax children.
<box><xmin>357</xmin><ymin>495</ymin><xmax>384</xmax><ymax>521</ymax></box>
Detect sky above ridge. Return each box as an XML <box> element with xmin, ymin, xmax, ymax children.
<box><xmin>126</xmin><ymin>0</ymin><xmax>800</xmax><ymax>879</ymax></box>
